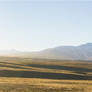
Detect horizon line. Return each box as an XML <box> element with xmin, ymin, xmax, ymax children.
<box><xmin>0</xmin><ymin>42</ymin><xmax>91</xmax><ymax>52</ymax></box>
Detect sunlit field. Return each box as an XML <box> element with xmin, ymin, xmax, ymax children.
<box><xmin>0</xmin><ymin>57</ymin><xmax>92</xmax><ymax>92</ymax></box>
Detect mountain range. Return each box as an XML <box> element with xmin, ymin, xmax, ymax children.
<box><xmin>0</xmin><ymin>43</ymin><xmax>92</xmax><ymax>60</ymax></box>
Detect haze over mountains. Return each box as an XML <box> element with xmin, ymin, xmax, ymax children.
<box><xmin>0</xmin><ymin>43</ymin><xmax>92</xmax><ymax>60</ymax></box>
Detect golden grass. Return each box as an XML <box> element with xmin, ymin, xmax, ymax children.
<box><xmin>0</xmin><ymin>77</ymin><xmax>92</xmax><ymax>92</ymax></box>
<box><xmin>0</xmin><ymin>57</ymin><xmax>92</xmax><ymax>92</ymax></box>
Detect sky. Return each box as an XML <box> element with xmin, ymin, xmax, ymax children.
<box><xmin>0</xmin><ymin>0</ymin><xmax>92</xmax><ymax>51</ymax></box>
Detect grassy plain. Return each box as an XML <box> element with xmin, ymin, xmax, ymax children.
<box><xmin>0</xmin><ymin>57</ymin><xmax>92</xmax><ymax>92</ymax></box>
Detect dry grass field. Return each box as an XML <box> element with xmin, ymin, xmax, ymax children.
<box><xmin>0</xmin><ymin>57</ymin><xmax>92</xmax><ymax>92</ymax></box>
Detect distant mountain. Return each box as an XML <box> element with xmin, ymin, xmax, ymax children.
<box><xmin>0</xmin><ymin>43</ymin><xmax>92</xmax><ymax>60</ymax></box>
<box><xmin>28</xmin><ymin>43</ymin><xmax>92</xmax><ymax>60</ymax></box>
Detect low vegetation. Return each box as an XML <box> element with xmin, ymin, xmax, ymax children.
<box><xmin>0</xmin><ymin>57</ymin><xmax>92</xmax><ymax>92</ymax></box>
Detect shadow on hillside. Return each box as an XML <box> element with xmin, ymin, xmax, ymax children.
<box><xmin>0</xmin><ymin>62</ymin><xmax>31</xmax><ymax>69</ymax></box>
<box><xmin>0</xmin><ymin>64</ymin><xmax>26</xmax><ymax>69</ymax></box>
<box><xmin>26</xmin><ymin>64</ymin><xmax>92</xmax><ymax>72</ymax></box>
<box><xmin>0</xmin><ymin>70</ymin><xmax>92</xmax><ymax>80</ymax></box>
<box><xmin>0</xmin><ymin>62</ymin><xmax>92</xmax><ymax>75</ymax></box>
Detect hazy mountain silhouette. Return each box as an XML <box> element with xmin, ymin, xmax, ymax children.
<box><xmin>29</xmin><ymin>43</ymin><xmax>92</xmax><ymax>60</ymax></box>
<box><xmin>0</xmin><ymin>43</ymin><xmax>92</xmax><ymax>60</ymax></box>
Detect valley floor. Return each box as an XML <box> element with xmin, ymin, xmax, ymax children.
<box><xmin>0</xmin><ymin>78</ymin><xmax>92</xmax><ymax>92</ymax></box>
<box><xmin>0</xmin><ymin>57</ymin><xmax>92</xmax><ymax>92</ymax></box>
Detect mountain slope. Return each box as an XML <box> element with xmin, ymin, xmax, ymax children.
<box><xmin>0</xmin><ymin>43</ymin><xmax>92</xmax><ymax>60</ymax></box>
<box><xmin>29</xmin><ymin>43</ymin><xmax>92</xmax><ymax>60</ymax></box>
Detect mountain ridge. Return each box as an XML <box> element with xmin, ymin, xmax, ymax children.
<box><xmin>0</xmin><ymin>43</ymin><xmax>92</xmax><ymax>60</ymax></box>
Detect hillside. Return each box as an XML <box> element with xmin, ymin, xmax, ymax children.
<box><xmin>0</xmin><ymin>57</ymin><xmax>92</xmax><ymax>80</ymax></box>
<box><xmin>0</xmin><ymin>57</ymin><xmax>92</xmax><ymax>92</ymax></box>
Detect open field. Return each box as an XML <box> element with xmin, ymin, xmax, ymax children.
<box><xmin>0</xmin><ymin>57</ymin><xmax>92</xmax><ymax>92</ymax></box>
<box><xmin>0</xmin><ymin>78</ymin><xmax>92</xmax><ymax>92</ymax></box>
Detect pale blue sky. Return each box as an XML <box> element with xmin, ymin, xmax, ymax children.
<box><xmin>0</xmin><ymin>0</ymin><xmax>92</xmax><ymax>51</ymax></box>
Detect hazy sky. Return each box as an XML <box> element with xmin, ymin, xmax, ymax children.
<box><xmin>0</xmin><ymin>0</ymin><xmax>92</xmax><ymax>51</ymax></box>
